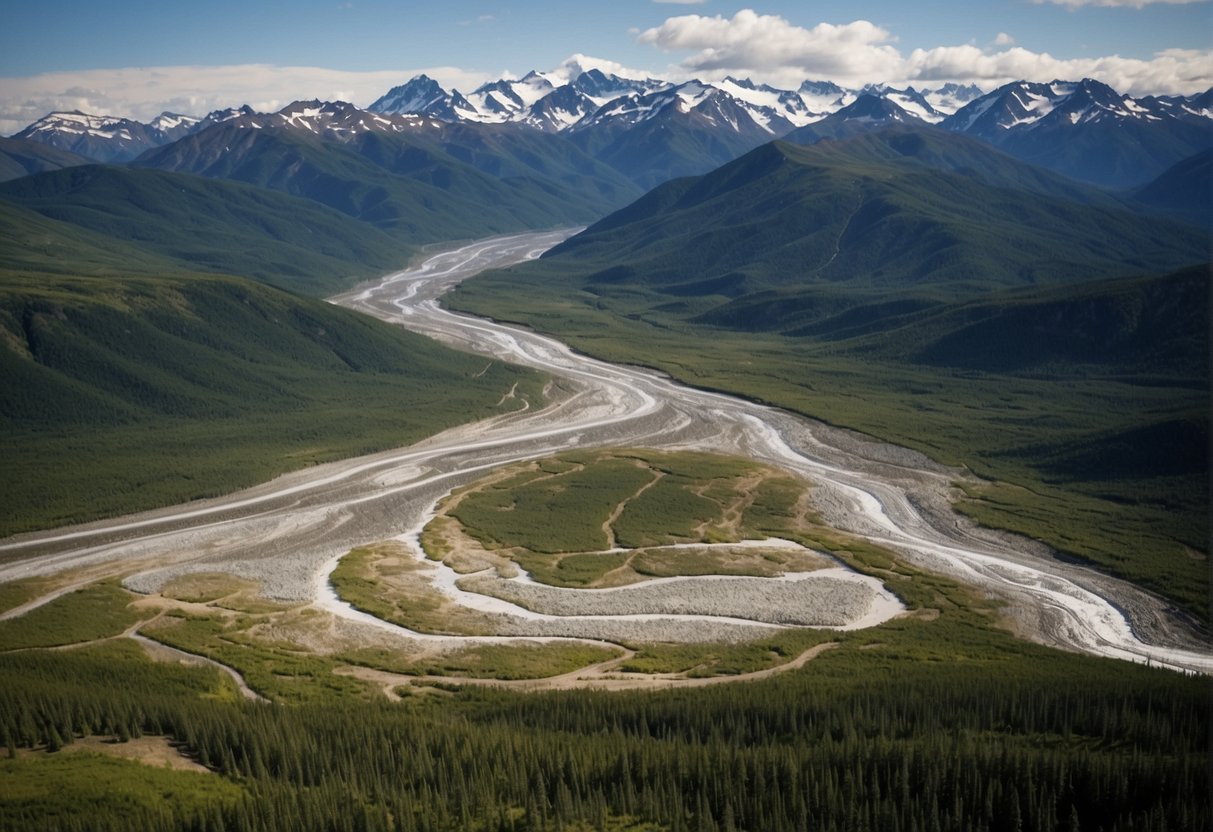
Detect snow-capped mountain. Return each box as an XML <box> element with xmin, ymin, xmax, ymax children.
<box><xmin>217</xmin><ymin>99</ymin><xmax>443</xmax><ymax>138</ymax></box>
<box><xmin>464</xmin><ymin>72</ymin><xmax>556</xmax><ymax>123</ymax></box>
<box><xmin>147</xmin><ymin>112</ymin><xmax>199</xmax><ymax>140</ymax></box>
<box><xmin>942</xmin><ymin>79</ymin><xmax>1213</xmax><ymax>186</ymax></box>
<box><xmin>12</xmin><ymin>111</ymin><xmax>191</xmax><ymax>162</ymax></box>
<box><xmin>944</xmin><ymin>78</ymin><xmax>1207</xmax><ymax>138</ymax></box>
<box><xmin>923</xmin><ymin>83</ymin><xmax>985</xmax><ymax>116</ymax></box>
<box><xmin>522</xmin><ymin>70</ymin><xmax>666</xmax><ymax>132</ymax></box>
<box><xmin>369</xmin><ymin>69</ymin><xmax>672</xmax><ymax>134</ymax></box>
<box><xmin>192</xmin><ymin>105</ymin><xmax>259</xmax><ymax>132</ymax></box>
<box><xmin>9</xmin><ymin>62</ymin><xmax>1210</xmax><ymax>191</ymax></box>
<box><xmin>712</xmin><ymin>77</ymin><xmax>818</xmax><ymax>129</ymax></box>
<box><xmin>797</xmin><ymin>80</ymin><xmax>854</xmax><ymax>113</ymax></box>
<box><xmin>861</xmin><ymin>85</ymin><xmax>945</xmax><ymax>123</ymax></box>
<box><xmin>368</xmin><ymin>75</ymin><xmax>481</xmax><ymax>122</ymax></box>
<box><xmin>783</xmin><ymin>94</ymin><xmax>927</xmax><ymax>145</ymax></box>
<box><xmin>361</xmin><ymin>70</ymin><xmax>1028</xmax><ymax>144</ymax></box>
<box><xmin>369</xmin><ymin>72</ymin><xmax>820</xmax><ymax>137</ymax></box>
<box><xmin>570</xmin><ymin>80</ymin><xmax>774</xmax><ymax>139</ymax></box>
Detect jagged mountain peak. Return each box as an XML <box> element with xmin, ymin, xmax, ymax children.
<box><xmin>835</xmin><ymin>94</ymin><xmax>920</xmax><ymax>122</ymax></box>
<box><xmin>13</xmin><ymin>110</ymin><xmax>184</xmax><ymax>163</ymax></box>
<box><xmin>10</xmin><ymin>69</ymin><xmax>1209</xmax><ymax>192</ymax></box>
<box><xmin>368</xmin><ymin>75</ymin><xmax>479</xmax><ymax>121</ymax></box>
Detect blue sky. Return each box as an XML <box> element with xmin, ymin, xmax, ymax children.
<box><xmin>2</xmin><ymin>1</ymin><xmax>1209</xmax><ymax>133</ymax></box>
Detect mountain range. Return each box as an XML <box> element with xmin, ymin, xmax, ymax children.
<box><xmin>9</xmin><ymin>69</ymin><xmax>1209</xmax><ymax>189</ymax></box>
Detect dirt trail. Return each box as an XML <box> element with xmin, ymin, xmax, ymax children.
<box><xmin>335</xmin><ymin>642</ymin><xmax>839</xmax><ymax>695</ymax></box>
<box><xmin>131</xmin><ymin>633</ymin><xmax>267</xmax><ymax>703</ymax></box>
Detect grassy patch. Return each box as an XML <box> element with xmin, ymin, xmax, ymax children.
<box><xmin>0</xmin><ymin>750</ymin><xmax>243</xmax><ymax>826</ymax></box>
<box><xmin>141</xmin><ymin>612</ymin><xmax>373</xmax><ymax>706</ymax></box>
<box><xmin>439</xmin><ymin>449</ymin><xmax>822</xmax><ymax>587</ymax></box>
<box><xmin>513</xmin><ymin>551</ymin><xmax>633</xmax><ymax>587</ymax></box>
<box><xmin>0</xmin><ymin>268</ymin><xmax>545</xmax><ymax>538</ymax></box>
<box><xmin>343</xmin><ymin>642</ymin><xmax>621</xmax><ymax>681</ymax></box>
<box><xmin>330</xmin><ymin>543</ymin><xmax>498</xmax><ymax>636</ymax></box>
<box><xmin>448</xmin><ymin>455</ymin><xmax>655</xmax><ymax>554</ymax></box>
<box><xmin>0</xmin><ymin>582</ymin><xmax>141</xmax><ymax>650</ymax></box>
<box><xmin>621</xmin><ymin>629</ymin><xmax>836</xmax><ymax>676</ymax></box>
<box><xmin>0</xmin><ymin>577</ymin><xmax>56</xmax><ymax>616</ymax></box>
<box><xmin>159</xmin><ymin>573</ymin><xmax>254</xmax><ymax>605</ymax></box>
<box><xmin>631</xmin><ymin>544</ymin><xmax>829</xmax><ymax>578</ymax></box>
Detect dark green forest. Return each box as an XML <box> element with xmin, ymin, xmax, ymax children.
<box><xmin>1</xmin><ymin>632</ymin><xmax>1206</xmax><ymax>832</ymax></box>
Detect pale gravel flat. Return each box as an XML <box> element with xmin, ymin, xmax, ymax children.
<box><xmin>460</xmin><ymin>573</ymin><xmax>873</xmax><ymax>626</ymax></box>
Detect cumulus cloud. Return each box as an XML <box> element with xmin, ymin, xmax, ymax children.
<box><xmin>638</xmin><ymin>7</ymin><xmax>1212</xmax><ymax>94</ymax></box>
<box><xmin>905</xmin><ymin>44</ymin><xmax>1213</xmax><ymax>95</ymax></box>
<box><xmin>0</xmin><ymin>64</ymin><xmax>493</xmax><ymax>136</ymax></box>
<box><xmin>638</xmin><ymin>9</ymin><xmax>902</xmax><ymax>87</ymax></box>
<box><xmin>545</xmin><ymin>53</ymin><xmax>656</xmax><ymax>84</ymax></box>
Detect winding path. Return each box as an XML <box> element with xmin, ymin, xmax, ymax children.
<box><xmin>1</xmin><ymin>231</ymin><xmax>1209</xmax><ymax>674</ymax></box>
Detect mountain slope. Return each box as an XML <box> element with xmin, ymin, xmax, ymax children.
<box><xmin>783</xmin><ymin>94</ymin><xmax>927</xmax><ymax>144</ymax></box>
<box><xmin>0</xmin><ymin>198</ymin><xmax>186</xmax><ymax>277</ymax></box>
<box><xmin>566</xmin><ymin>81</ymin><xmax>782</xmax><ymax>188</ymax></box>
<box><xmin>943</xmin><ymin>79</ymin><xmax>1213</xmax><ymax>187</ymax></box>
<box><xmin>0</xmin><ymin>165</ymin><xmax>413</xmax><ymax>295</ymax></box>
<box><xmin>0</xmin><ymin>267</ymin><xmax>540</xmax><ymax>535</ymax></box>
<box><xmin>134</xmin><ymin>102</ymin><xmax>637</xmax><ymax>241</ymax></box>
<box><xmin>0</xmin><ymin>137</ymin><xmax>89</xmax><ymax>182</ymax></box>
<box><xmin>780</xmin><ymin>126</ymin><xmax>1128</xmax><ymax>209</ymax></box>
<box><xmin>546</xmin><ymin>137</ymin><xmax>1203</xmax><ymax>303</ymax></box>
<box><xmin>1129</xmin><ymin>149</ymin><xmax>1211</xmax><ymax>228</ymax></box>
<box><xmin>11</xmin><ymin>111</ymin><xmax>193</xmax><ymax>163</ymax></box>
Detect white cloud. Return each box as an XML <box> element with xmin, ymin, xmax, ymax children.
<box><xmin>905</xmin><ymin>44</ymin><xmax>1213</xmax><ymax>95</ymax></box>
<box><xmin>0</xmin><ymin>64</ymin><xmax>493</xmax><ymax>136</ymax></box>
<box><xmin>543</xmin><ymin>53</ymin><xmax>657</xmax><ymax>84</ymax></box>
<box><xmin>1034</xmin><ymin>0</ymin><xmax>1206</xmax><ymax>7</ymax></box>
<box><xmin>637</xmin><ymin>9</ymin><xmax>902</xmax><ymax>87</ymax></box>
<box><xmin>638</xmin><ymin>7</ymin><xmax>1213</xmax><ymax>94</ymax></box>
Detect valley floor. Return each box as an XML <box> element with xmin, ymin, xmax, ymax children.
<box><xmin>1</xmin><ymin>231</ymin><xmax>1208</xmax><ymax>678</ymax></box>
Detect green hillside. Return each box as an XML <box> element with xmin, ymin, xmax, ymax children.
<box><xmin>0</xmin><ymin>163</ymin><xmax>549</xmax><ymax>535</ymax></box>
<box><xmin>0</xmin><ymin>267</ymin><xmax>541</xmax><ymax>536</ymax></box>
<box><xmin>0</xmin><ymin>165</ymin><xmax>414</xmax><ymax>296</ymax></box>
<box><xmin>136</xmin><ymin>124</ymin><xmax>636</xmax><ymax>242</ymax></box>
<box><xmin>391</xmin><ymin>121</ymin><xmax>641</xmax><ymax>206</ymax></box>
<box><xmin>1129</xmin><ymin>148</ymin><xmax>1212</xmax><ymax>228</ymax></box>
<box><xmin>0</xmin><ymin>199</ymin><xmax>184</xmax><ymax>277</ymax></box>
<box><xmin>550</xmin><ymin>139</ymin><xmax>1203</xmax><ymax>299</ymax></box>
<box><xmin>448</xmin><ymin>133</ymin><xmax>1211</xmax><ymax>621</ymax></box>
<box><xmin>569</xmin><ymin>110</ymin><xmax>769</xmax><ymax>190</ymax></box>
<box><xmin>785</xmin><ymin>126</ymin><xmax>1132</xmax><ymax>208</ymax></box>
<box><xmin>0</xmin><ymin>137</ymin><xmax>88</xmax><ymax>182</ymax></box>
